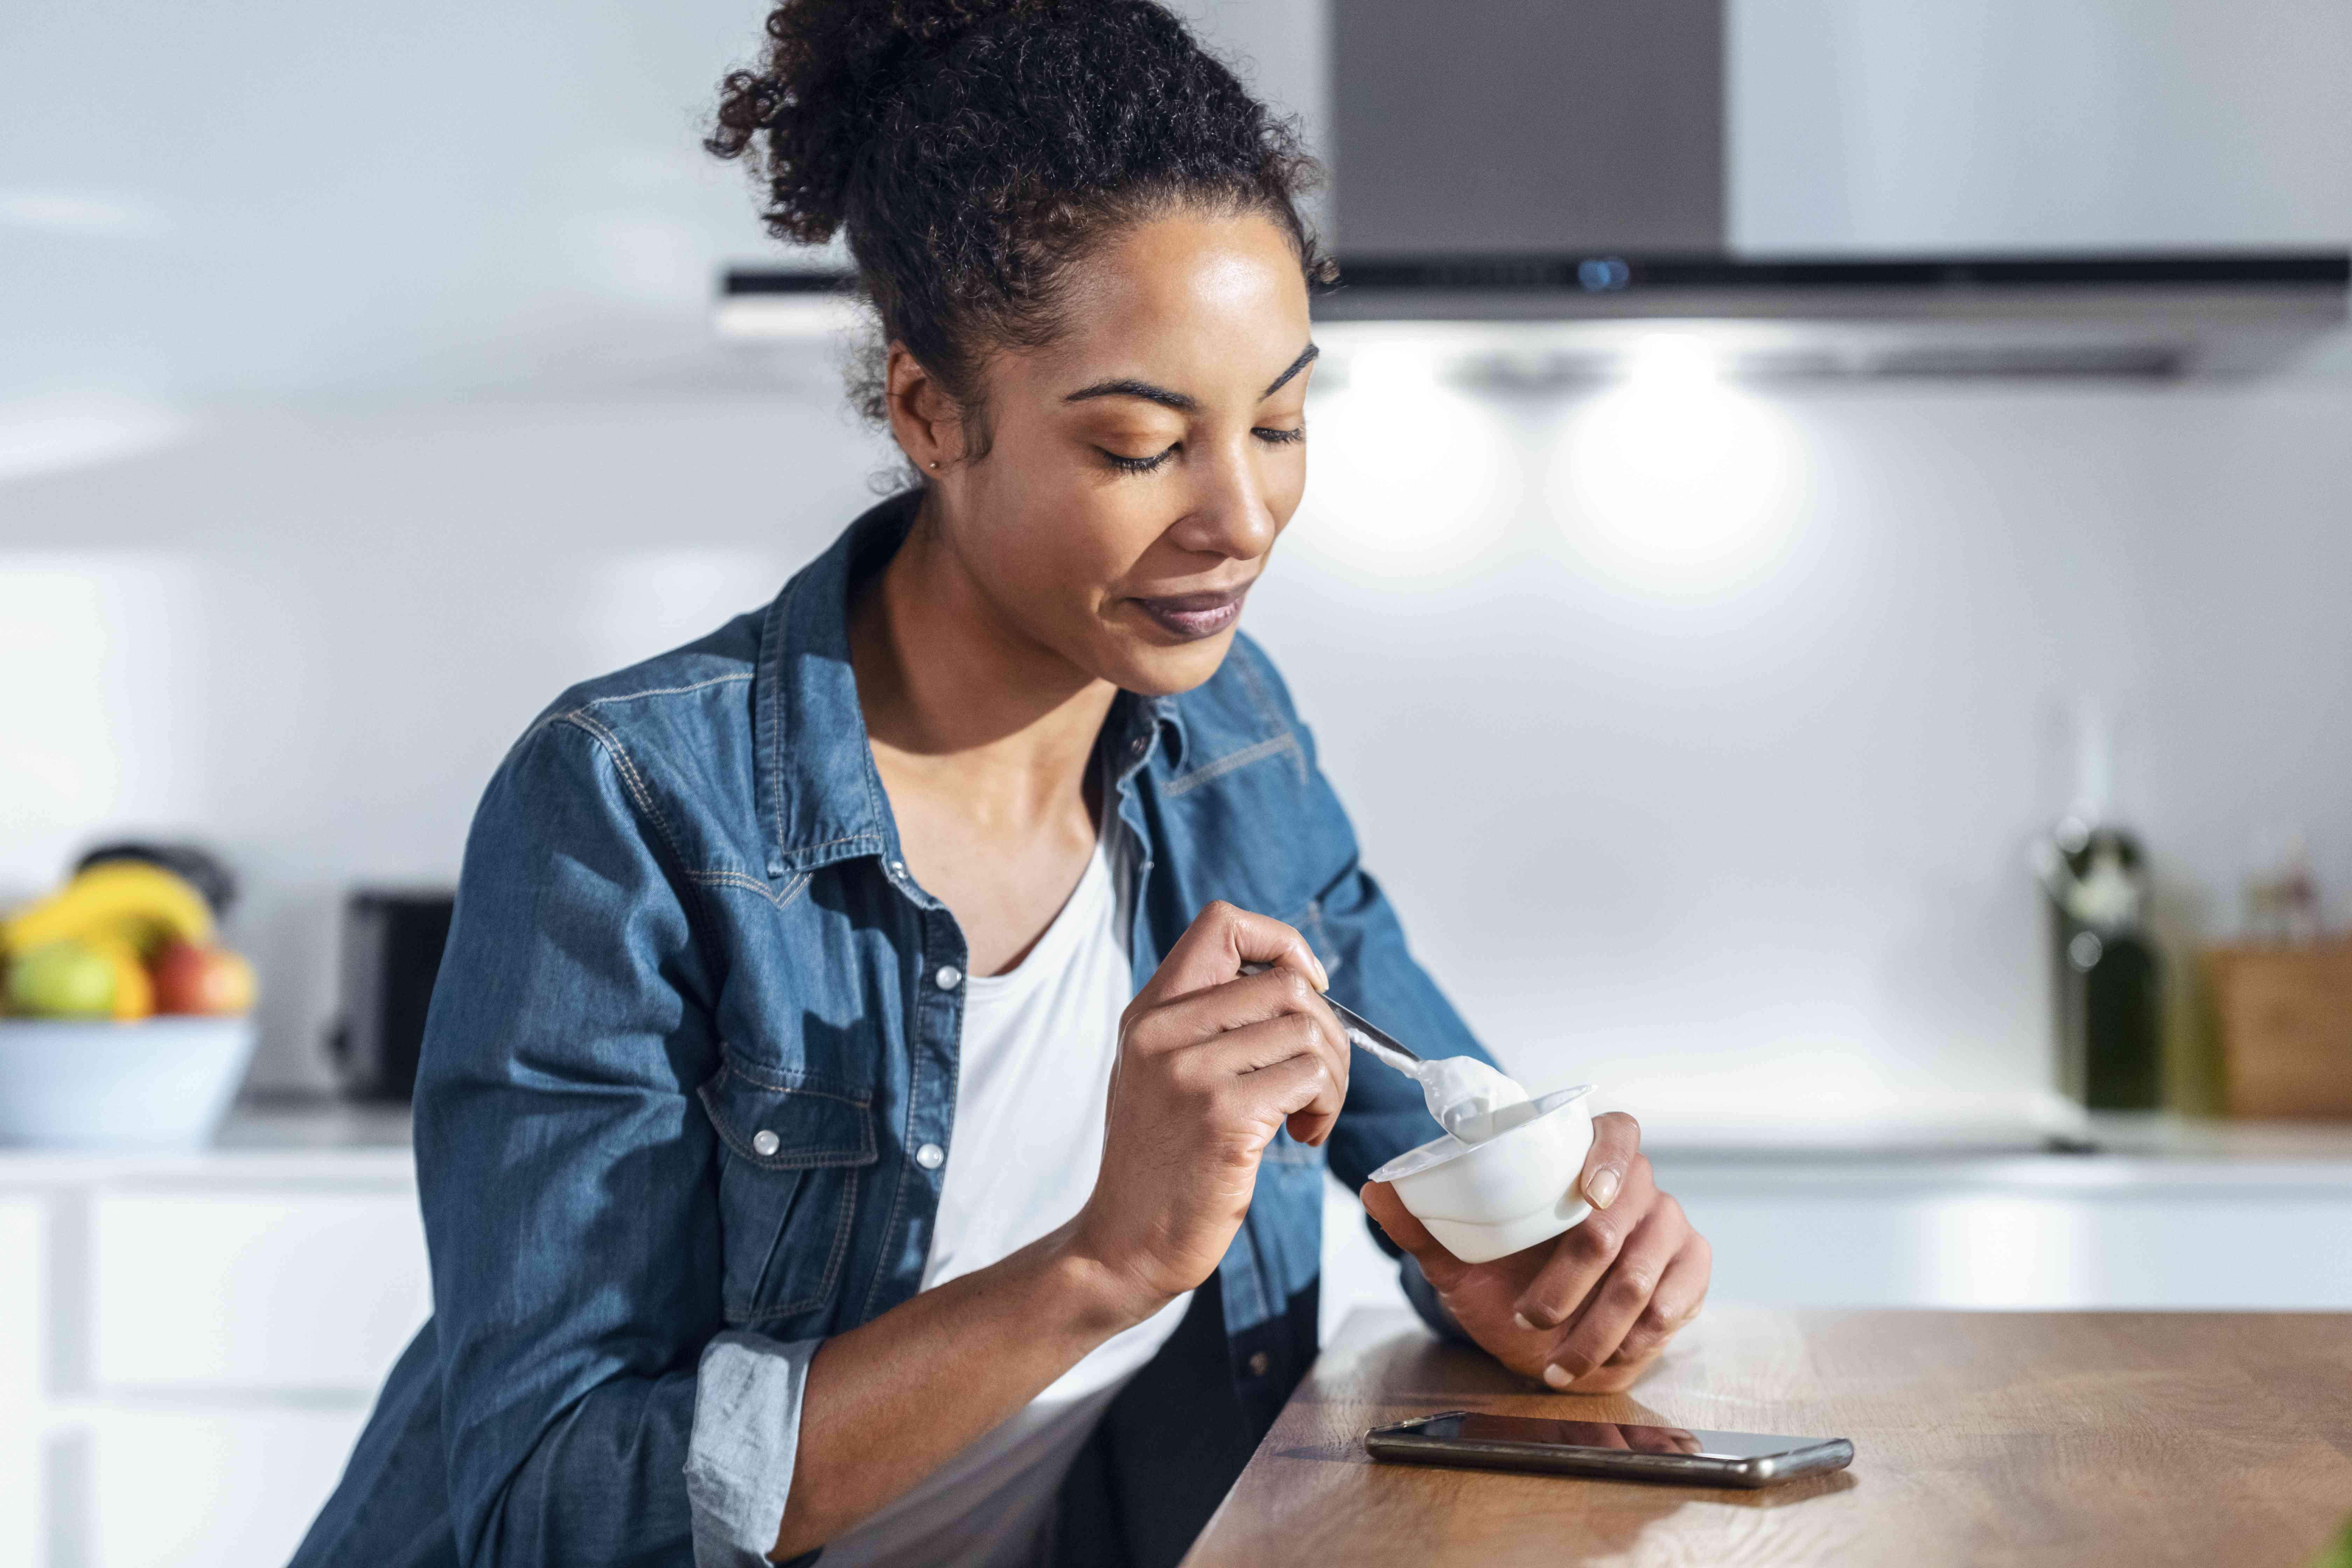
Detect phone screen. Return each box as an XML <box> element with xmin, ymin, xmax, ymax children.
<box><xmin>1412</xmin><ymin>1412</ymin><xmax>1820</xmax><ymax>1461</ymax></box>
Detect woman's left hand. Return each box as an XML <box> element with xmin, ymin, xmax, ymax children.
<box><xmin>1362</xmin><ymin>1112</ymin><xmax>1710</xmax><ymax>1392</ymax></box>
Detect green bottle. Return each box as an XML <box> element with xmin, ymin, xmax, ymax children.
<box><xmin>2040</xmin><ymin>819</ymin><xmax>2163</xmax><ymax>1111</ymax></box>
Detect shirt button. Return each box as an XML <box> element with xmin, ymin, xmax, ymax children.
<box><xmin>1130</xmin><ymin>736</ymin><xmax>1149</xmax><ymax>756</ymax></box>
<box><xmin>888</xmin><ymin>859</ymin><xmax>905</xmax><ymax>877</ymax></box>
<box><xmin>915</xmin><ymin>1142</ymin><xmax>946</xmax><ymax>1170</ymax></box>
<box><xmin>1246</xmin><ymin>1351</ymin><xmax>1272</xmax><ymax>1377</ymax></box>
<box><xmin>751</xmin><ymin>1129</ymin><xmax>780</xmax><ymax>1157</ymax></box>
<box><xmin>934</xmin><ymin>965</ymin><xmax>962</xmax><ymax>991</ymax></box>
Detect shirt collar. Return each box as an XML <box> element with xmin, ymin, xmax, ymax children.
<box><xmin>754</xmin><ymin>492</ymin><xmax>1192</xmax><ymax>876</ymax></box>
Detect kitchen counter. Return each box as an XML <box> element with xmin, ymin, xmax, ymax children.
<box><xmin>1181</xmin><ymin>1306</ymin><xmax>2352</xmax><ymax>1568</ymax></box>
<box><xmin>1641</xmin><ymin>1116</ymin><xmax>2352</xmax><ymax>1312</ymax></box>
<box><xmin>8</xmin><ymin>1099</ymin><xmax>2350</xmax><ymax>1173</ymax></box>
<box><xmin>1652</xmin><ymin>1112</ymin><xmax>2352</xmax><ymax>1190</ymax></box>
<box><xmin>0</xmin><ymin>1098</ymin><xmax>414</xmax><ymax>1185</ymax></box>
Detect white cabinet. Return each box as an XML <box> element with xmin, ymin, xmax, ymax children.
<box><xmin>89</xmin><ymin>1191</ymin><xmax>428</xmax><ymax>1391</ymax></box>
<box><xmin>0</xmin><ymin>1110</ymin><xmax>427</xmax><ymax>1568</ymax></box>
<box><xmin>0</xmin><ymin>1196</ymin><xmax>47</xmax><ymax>1568</ymax></box>
<box><xmin>82</xmin><ymin>1408</ymin><xmax>378</xmax><ymax>1568</ymax></box>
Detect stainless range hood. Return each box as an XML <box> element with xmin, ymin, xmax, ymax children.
<box><xmin>1310</xmin><ymin>252</ymin><xmax>2350</xmax><ymax>380</ymax></box>
<box><xmin>1319</xmin><ymin>0</ymin><xmax>2348</xmax><ymax>378</ymax></box>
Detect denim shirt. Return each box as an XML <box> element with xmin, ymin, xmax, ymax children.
<box><xmin>293</xmin><ymin>493</ymin><xmax>1492</xmax><ymax>1568</ymax></box>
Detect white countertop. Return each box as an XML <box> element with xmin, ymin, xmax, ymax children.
<box><xmin>1651</xmin><ymin>1113</ymin><xmax>2352</xmax><ymax>1190</ymax></box>
<box><xmin>7</xmin><ymin>1100</ymin><xmax>2352</xmax><ymax>1192</ymax></box>
<box><xmin>0</xmin><ymin>1098</ymin><xmax>414</xmax><ymax>1185</ymax></box>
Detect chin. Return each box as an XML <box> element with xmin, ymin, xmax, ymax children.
<box><xmin>1106</xmin><ymin>628</ymin><xmax>1239</xmax><ymax>698</ymax></box>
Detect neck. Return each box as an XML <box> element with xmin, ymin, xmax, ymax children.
<box><xmin>849</xmin><ymin>502</ymin><xmax>1118</xmax><ymax>827</ymax></box>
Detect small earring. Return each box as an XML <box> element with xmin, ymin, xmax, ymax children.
<box><xmin>927</xmin><ymin>460</ymin><xmax>940</xmax><ymax>469</ymax></box>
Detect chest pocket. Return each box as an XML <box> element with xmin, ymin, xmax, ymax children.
<box><xmin>699</xmin><ymin>1056</ymin><xmax>878</xmax><ymax>1327</ymax></box>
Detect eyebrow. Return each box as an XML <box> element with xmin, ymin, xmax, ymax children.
<box><xmin>1261</xmin><ymin>342</ymin><xmax>1319</xmax><ymax>397</ymax></box>
<box><xmin>1063</xmin><ymin>378</ymin><xmax>1197</xmax><ymax>413</ymax></box>
<box><xmin>1061</xmin><ymin>342</ymin><xmax>1320</xmax><ymax>413</ymax></box>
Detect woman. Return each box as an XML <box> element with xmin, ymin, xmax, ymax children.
<box><xmin>295</xmin><ymin>3</ymin><xmax>1709</xmax><ymax>1564</ymax></box>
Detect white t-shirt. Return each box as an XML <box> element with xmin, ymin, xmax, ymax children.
<box><xmin>819</xmin><ymin>828</ymin><xmax>1193</xmax><ymax>1568</ymax></box>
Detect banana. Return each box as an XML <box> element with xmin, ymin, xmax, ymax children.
<box><xmin>87</xmin><ymin>935</ymin><xmax>156</xmax><ymax>1021</ymax></box>
<box><xmin>2</xmin><ymin>860</ymin><xmax>215</xmax><ymax>959</ymax></box>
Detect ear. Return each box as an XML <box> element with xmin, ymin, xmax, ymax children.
<box><xmin>883</xmin><ymin>343</ymin><xmax>967</xmax><ymax>473</ymax></box>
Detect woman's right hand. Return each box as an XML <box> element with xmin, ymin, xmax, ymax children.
<box><xmin>1069</xmin><ymin>900</ymin><xmax>1349</xmax><ymax>1321</ymax></box>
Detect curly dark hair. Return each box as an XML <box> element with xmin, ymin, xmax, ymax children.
<box><xmin>708</xmin><ymin>0</ymin><xmax>1330</xmax><ymax>455</ymax></box>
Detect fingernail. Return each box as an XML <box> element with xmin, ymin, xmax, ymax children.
<box><xmin>1587</xmin><ymin>1168</ymin><xmax>1621</xmax><ymax>1209</ymax></box>
<box><xmin>1309</xmin><ymin>952</ymin><xmax>1331</xmax><ymax>991</ymax></box>
<box><xmin>1542</xmin><ymin>1363</ymin><xmax>1573</xmax><ymax>1390</ymax></box>
<box><xmin>1512</xmin><ymin>1311</ymin><xmax>1536</xmax><ymax>1331</ymax></box>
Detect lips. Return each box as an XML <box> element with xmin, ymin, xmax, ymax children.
<box><xmin>1129</xmin><ymin>584</ymin><xmax>1251</xmax><ymax>642</ymax></box>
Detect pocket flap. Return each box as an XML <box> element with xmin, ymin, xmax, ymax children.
<box><xmin>699</xmin><ymin>1059</ymin><xmax>878</xmax><ymax>1171</ymax></box>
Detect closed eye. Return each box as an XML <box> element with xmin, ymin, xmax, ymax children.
<box><xmin>1101</xmin><ymin>443</ymin><xmax>1178</xmax><ymax>475</ymax></box>
<box><xmin>1099</xmin><ymin>426</ymin><xmax>1302</xmax><ymax>476</ymax></box>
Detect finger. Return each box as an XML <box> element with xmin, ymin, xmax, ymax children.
<box><xmin>1133</xmin><ymin>901</ymin><xmax>1326</xmax><ymax>1009</ymax></box>
<box><xmin>1183</xmin><ymin>1010</ymin><xmax>1343</xmax><ymax>1081</ymax></box>
<box><xmin>1192</xmin><ymin>1015</ymin><xmax>1348</xmax><ymax>1144</ymax></box>
<box><xmin>1136</xmin><ymin>965</ymin><xmax>1347</xmax><ymax>1065</ymax></box>
<box><xmin>1570</xmin><ymin>1266</ymin><xmax>1703</xmax><ymax>1395</ymax></box>
<box><xmin>1150</xmin><ymin>971</ymin><xmax>1348</xmax><ymax>1143</ymax></box>
<box><xmin>1223</xmin><ymin>1048</ymin><xmax>1336</xmax><ymax>1144</ymax></box>
<box><xmin>1578</xmin><ymin>1111</ymin><xmax>1642</xmax><ymax>1211</ymax></box>
<box><xmin>1545</xmin><ymin>1202</ymin><xmax>1696</xmax><ymax>1389</ymax></box>
<box><xmin>1513</xmin><ymin>1157</ymin><xmax>1656</xmax><ymax>1332</ymax></box>
<box><xmin>1359</xmin><ymin>1181</ymin><xmax>1472</xmax><ymax>1292</ymax></box>
<box><xmin>1602</xmin><ymin>1232</ymin><xmax>1712</xmax><ymax>1370</ymax></box>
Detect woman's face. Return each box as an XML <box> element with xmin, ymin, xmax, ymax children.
<box><xmin>892</xmin><ymin>207</ymin><xmax>1316</xmax><ymax>697</ymax></box>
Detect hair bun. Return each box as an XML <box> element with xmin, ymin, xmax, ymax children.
<box><xmin>709</xmin><ymin>0</ymin><xmax>1057</xmax><ymax>243</ymax></box>
<box><xmin>708</xmin><ymin>0</ymin><xmax>1326</xmax><ymax>453</ymax></box>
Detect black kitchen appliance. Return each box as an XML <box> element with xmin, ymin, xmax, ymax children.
<box><xmin>326</xmin><ymin>889</ymin><xmax>455</xmax><ymax>1101</ymax></box>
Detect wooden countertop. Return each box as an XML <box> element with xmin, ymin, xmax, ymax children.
<box><xmin>1183</xmin><ymin>1307</ymin><xmax>2352</xmax><ymax>1568</ymax></box>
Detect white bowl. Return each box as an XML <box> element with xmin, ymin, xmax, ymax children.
<box><xmin>1369</xmin><ymin>1084</ymin><xmax>1596</xmax><ymax>1264</ymax></box>
<box><xmin>0</xmin><ymin>1016</ymin><xmax>258</xmax><ymax>1148</ymax></box>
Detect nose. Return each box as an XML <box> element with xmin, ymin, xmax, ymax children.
<box><xmin>1164</xmin><ymin>434</ymin><xmax>1279</xmax><ymax>562</ymax></box>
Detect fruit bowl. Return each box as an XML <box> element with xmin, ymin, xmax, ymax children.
<box><xmin>0</xmin><ymin>1016</ymin><xmax>258</xmax><ymax>1148</ymax></box>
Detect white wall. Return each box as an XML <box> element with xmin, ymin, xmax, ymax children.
<box><xmin>1270</xmin><ymin>369</ymin><xmax>2352</xmax><ymax>1129</ymax></box>
<box><xmin>6</xmin><ymin>369</ymin><xmax>2350</xmax><ymax>1110</ymax></box>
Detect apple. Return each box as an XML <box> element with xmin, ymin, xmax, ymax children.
<box><xmin>6</xmin><ymin>941</ymin><xmax>118</xmax><ymax>1017</ymax></box>
<box><xmin>150</xmin><ymin>941</ymin><xmax>257</xmax><ymax>1016</ymax></box>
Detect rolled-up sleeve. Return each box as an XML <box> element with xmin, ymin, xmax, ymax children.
<box><xmin>415</xmin><ymin>713</ymin><xmax>817</xmax><ymax>1566</ymax></box>
<box><xmin>687</xmin><ymin>1332</ymin><xmax>822</xmax><ymax>1567</ymax></box>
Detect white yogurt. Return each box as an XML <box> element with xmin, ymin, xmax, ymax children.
<box><xmin>1415</xmin><ymin>1055</ymin><xmax>1533</xmax><ymax>1143</ymax></box>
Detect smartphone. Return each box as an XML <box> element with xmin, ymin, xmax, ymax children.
<box><xmin>1365</xmin><ymin>1411</ymin><xmax>1853</xmax><ymax>1489</ymax></box>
